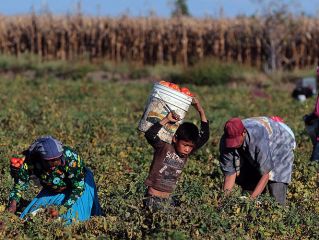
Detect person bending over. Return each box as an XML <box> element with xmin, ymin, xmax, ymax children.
<box><xmin>219</xmin><ymin>117</ymin><xmax>295</xmax><ymax>205</ymax></box>
<box><xmin>7</xmin><ymin>136</ymin><xmax>101</xmax><ymax>224</ymax></box>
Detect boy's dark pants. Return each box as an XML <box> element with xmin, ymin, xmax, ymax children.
<box><xmin>143</xmin><ymin>193</ymin><xmax>177</xmax><ymax>212</ymax></box>
<box><xmin>236</xmin><ymin>161</ymin><xmax>288</xmax><ymax>205</ymax></box>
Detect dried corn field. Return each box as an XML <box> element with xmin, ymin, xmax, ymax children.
<box><xmin>0</xmin><ymin>14</ymin><xmax>319</xmax><ymax>69</ymax></box>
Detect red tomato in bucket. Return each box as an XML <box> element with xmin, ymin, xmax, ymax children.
<box><xmin>169</xmin><ymin>83</ymin><xmax>180</xmax><ymax>91</ymax></box>
<box><xmin>159</xmin><ymin>81</ymin><xmax>170</xmax><ymax>87</ymax></box>
<box><xmin>180</xmin><ymin>87</ymin><xmax>189</xmax><ymax>94</ymax></box>
<box><xmin>180</xmin><ymin>87</ymin><xmax>192</xmax><ymax>96</ymax></box>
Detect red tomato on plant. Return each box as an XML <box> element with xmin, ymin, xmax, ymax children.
<box><xmin>49</xmin><ymin>209</ymin><xmax>59</xmax><ymax>218</ymax></box>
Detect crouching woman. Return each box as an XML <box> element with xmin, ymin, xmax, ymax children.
<box><xmin>7</xmin><ymin>136</ymin><xmax>102</xmax><ymax>224</ymax></box>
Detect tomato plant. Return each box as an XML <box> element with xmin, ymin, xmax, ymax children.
<box><xmin>0</xmin><ymin>74</ymin><xmax>317</xmax><ymax>239</ymax></box>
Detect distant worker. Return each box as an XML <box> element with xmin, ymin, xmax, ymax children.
<box><xmin>303</xmin><ymin>66</ymin><xmax>319</xmax><ymax>162</ymax></box>
<box><xmin>219</xmin><ymin>116</ymin><xmax>295</xmax><ymax>205</ymax></box>
<box><xmin>303</xmin><ymin>98</ymin><xmax>319</xmax><ymax>162</ymax></box>
<box><xmin>7</xmin><ymin>136</ymin><xmax>102</xmax><ymax>224</ymax></box>
<box><xmin>143</xmin><ymin>97</ymin><xmax>209</xmax><ymax>210</ymax></box>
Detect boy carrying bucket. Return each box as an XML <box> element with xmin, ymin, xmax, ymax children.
<box><xmin>143</xmin><ymin>97</ymin><xmax>209</xmax><ymax>210</ymax></box>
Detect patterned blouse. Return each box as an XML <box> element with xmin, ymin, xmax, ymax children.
<box><xmin>9</xmin><ymin>146</ymin><xmax>85</xmax><ymax>210</ymax></box>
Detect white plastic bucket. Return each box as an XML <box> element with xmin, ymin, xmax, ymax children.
<box><xmin>138</xmin><ymin>83</ymin><xmax>193</xmax><ymax>143</ymax></box>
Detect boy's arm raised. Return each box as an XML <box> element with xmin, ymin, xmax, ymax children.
<box><xmin>192</xmin><ymin>96</ymin><xmax>208</xmax><ymax>122</ymax></box>
<box><xmin>192</xmin><ymin>97</ymin><xmax>209</xmax><ymax>148</ymax></box>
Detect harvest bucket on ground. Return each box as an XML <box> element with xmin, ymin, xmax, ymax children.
<box><xmin>138</xmin><ymin>83</ymin><xmax>193</xmax><ymax>143</ymax></box>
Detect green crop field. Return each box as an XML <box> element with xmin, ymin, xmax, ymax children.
<box><xmin>0</xmin><ymin>72</ymin><xmax>318</xmax><ymax>239</ymax></box>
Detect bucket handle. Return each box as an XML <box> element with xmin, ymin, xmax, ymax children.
<box><xmin>154</xmin><ymin>90</ymin><xmax>181</xmax><ymax>121</ymax></box>
<box><xmin>154</xmin><ymin>90</ymin><xmax>173</xmax><ymax>112</ymax></box>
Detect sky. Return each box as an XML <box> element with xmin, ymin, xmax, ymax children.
<box><xmin>0</xmin><ymin>0</ymin><xmax>319</xmax><ymax>18</ymax></box>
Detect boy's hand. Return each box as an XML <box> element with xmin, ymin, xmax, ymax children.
<box><xmin>192</xmin><ymin>96</ymin><xmax>204</xmax><ymax>113</ymax></box>
<box><xmin>167</xmin><ymin>111</ymin><xmax>180</xmax><ymax>122</ymax></box>
<box><xmin>7</xmin><ymin>200</ymin><xmax>17</xmax><ymax>214</ymax></box>
<box><xmin>160</xmin><ymin>111</ymin><xmax>180</xmax><ymax>125</ymax></box>
<box><xmin>192</xmin><ymin>96</ymin><xmax>207</xmax><ymax>122</ymax></box>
